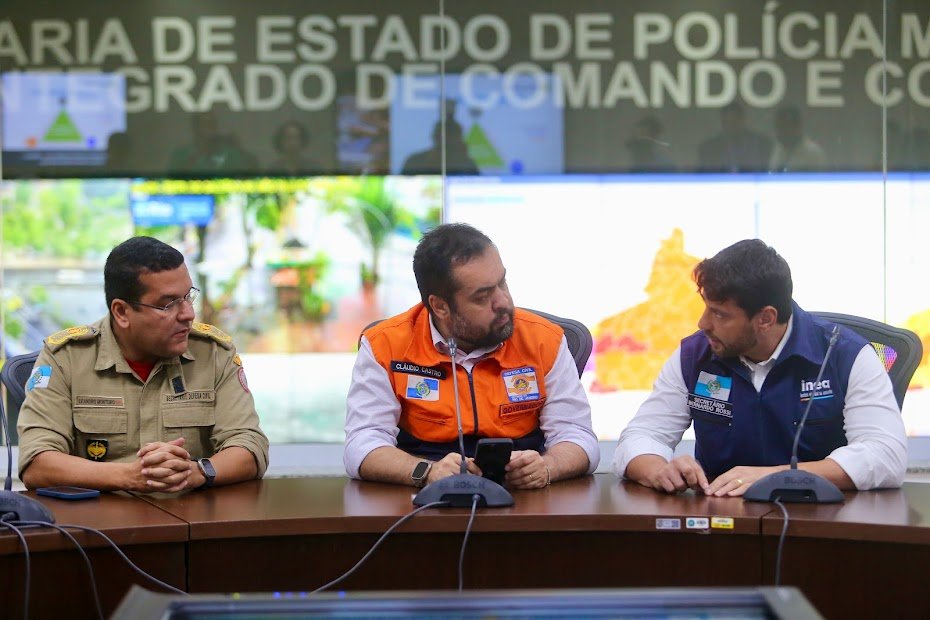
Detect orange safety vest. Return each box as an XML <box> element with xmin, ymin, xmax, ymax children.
<box><xmin>364</xmin><ymin>304</ymin><xmax>564</xmax><ymax>454</ymax></box>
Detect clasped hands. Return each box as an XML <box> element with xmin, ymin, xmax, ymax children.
<box><xmin>131</xmin><ymin>437</ymin><xmax>204</xmax><ymax>493</ymax></box>
<box><xmin>426</xmin><ymin>449</ymin><xmax>550</xmax><ymax>489</ymax></box>
<box><xmin>646</xmin><ymin>455</ymin><xmax>785</xmax><ymax>497</ymax></box>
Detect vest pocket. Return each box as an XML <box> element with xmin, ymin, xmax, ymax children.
<box><xmin>409</xmin><ymin>410</ymin><xmax>450</xmax><ymax>425</ymax></box>
<box><xmin>73</xmin><ymin>409</ymin><xmax>128</xmax><ymax>462</ymax></box>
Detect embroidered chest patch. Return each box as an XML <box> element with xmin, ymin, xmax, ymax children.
<box><xmin>502</xmin><ymin>367</ymin><xmax>541</xmax><ymax>402</ymax></box>
<box><xmin>694</xmin><ymin>371</ymin><xmax>732</xmax><ymax>401</ymax></box>
<box><xmin>405</xmin><ymin>375</ymin><xmax>439</xmax><ymax>401</ymax></box>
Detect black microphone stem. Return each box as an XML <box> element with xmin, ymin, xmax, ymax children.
<box><xmin>789</xmin><ymin>325</ymin><xmax>840</xmax><ymax>470</ymax></box>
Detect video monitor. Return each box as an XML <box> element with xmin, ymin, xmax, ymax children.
<box><xmin>389</xmin><ymin>73</ymin><xmax>564</xmax><ymax>175</ymax></box>
<box><xmin>445</xmin><ymin>172</ymin><xmax>930</xmax><ymax>440</ymax></box>
<box><xmin>112</xmin><ymin>586</ymin><xmax>822</xmax><ymax>619</ymax></box>
<box><xmin>2</xmin><ymin>71</ymin><xmax>127</xmax><ymax>170</ymax></box>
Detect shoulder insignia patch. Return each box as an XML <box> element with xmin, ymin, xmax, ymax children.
<box><xmin>46</xmin><ymin>325</ymin><xmax>98</xmax><ymax>351</ymax></box>
<box><xmin>190</xmin><ymin>322</ymin><xmax>233</xmax><ymax>349</ymax></box>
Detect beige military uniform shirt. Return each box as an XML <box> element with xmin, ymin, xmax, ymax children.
<box><xmin>17</xmin><ymin>316</ymin><xmax>269</xmax><ymax>478</ymax></box>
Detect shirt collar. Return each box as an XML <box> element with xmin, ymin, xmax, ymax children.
<box><xmin>95</xmin><ymin>315</ymin><xmax>193</xmax><ymax>373</ymax></box>
<box><xmin>740</xmin><ymin>313</ymin><xmax>793</xmax><ymax>371</ymax></box>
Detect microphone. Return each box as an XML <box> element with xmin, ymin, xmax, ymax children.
<box><xmin>413</xmin><ymin>337</ymin><xmax>513</xmax><ymax>507</ymax></box>
<box><xmin>0</xmin><ymin>393</ymin><xmax>55</xmax><ymax>522</ymax></box>
<box><xmin>743</xmin><ymin>325</ymin><xmax>844</xmax><ymax>503</ymax></box>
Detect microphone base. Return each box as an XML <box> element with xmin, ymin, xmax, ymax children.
<box><xmin>413</xmin><ymin>473</ymin><xmax>514</xmax><ymax>508</ymax></box>
<box><xmin>0</xmin><ymin>490</ymin><xmax>56</xmax><ymax>522</ymax></box>
<box><xmin>743</xmin><ymin>470</ymin><xmax>844</xmax><ymax>504</ymax></box>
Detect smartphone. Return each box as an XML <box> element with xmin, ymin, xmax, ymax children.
<box><xmin>36</xmin><ymin>486</ymin><xmax>101</xmax><ymax>500</ymax></box>
<box><xmin>474</xmin><ymin>438</ymin><xmax>513</xmax><ymax>485</ymax></box>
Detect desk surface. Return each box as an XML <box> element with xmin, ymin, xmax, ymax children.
<box><xmin>761</xmin><ymin>484</ymin><xmax>930</xmax><ymax>544</ymax></box>
<box><xmin>0</xmin><ymin>490</ymin><xmax>188</xmax><ymax>554</ymax></box>
<box><xmin>137</xmin><ymin>474</ymin><xmax>774</xmax><ymax>539</ymax></box>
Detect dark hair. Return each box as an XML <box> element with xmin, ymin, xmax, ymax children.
<box><xmin>104</xmin><ymin>237</ymin><xmax>185</xmax><ymax>311</ymax></box>
<box><xmin>413</xmin><ymin>223</ymin><xmax>495</xmax><ymax>315</ymax></box>
<box><xmin>693</xmin><ymin>239</ymin><xmax>793</xmax><ymax>323</ymax></box>
<box><xmin>273</xmin><ymin>121</ymin><xmax>310</xmax><ymax>152</ymax></box>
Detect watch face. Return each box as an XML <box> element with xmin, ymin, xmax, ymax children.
<box><xmin>200</xmin><ymin>458</ymin><xmax>216</xmax><ymax>477</ymax></box>
<box><xmin>412</xmin><ymin>461</ymin><xmax>430</xmax><ymax>480</ymax></box>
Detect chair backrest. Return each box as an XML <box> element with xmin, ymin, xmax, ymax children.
<box><xmin>812</xmin><ymin>312</ymin><xmax>923</xmax><ymax>409</ymax></box>
<box><xmin>1</xmin><ymin>351</ymin><xmax>40</xmax><ymax>444</ymax></box>
<box><xmin>359</xmin><ymin>309</ymin><xmax>593</xmax><ymax>378</ymax></box>
<box><xmin>1</xmin><ymin>351</ymin><xmax>40</xmax><ymax>408</ymax></box>
<box><xmin>522</xmin><ymin>309</ymin><xmax>592</xmax><ymax>378</ymax></box>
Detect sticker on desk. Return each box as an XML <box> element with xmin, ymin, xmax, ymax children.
<box><xmin>655</xmin><ymin>518</ymin><xmax>681</xmax><ymax>530</ymax></box>
<box><xmin>686</xmin><ymin>517</ymin><xmax>710</xmax><ymax>530</ymax></box>
<box><xmin>711</xmin><ymin>516</ymin><xmax>735</xmax><ymax>529</ymax></box>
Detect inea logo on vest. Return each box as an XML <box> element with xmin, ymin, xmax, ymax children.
<box><xmin>799</xmin><ymin>378</ymin><xmax>834</xmax><ymax>402</ymax></box>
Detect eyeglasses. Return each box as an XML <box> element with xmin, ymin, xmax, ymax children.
<box><xmin>130</xmin><ymin>287</ymin><xmax>200</xmax><ymax>314</ymax></box>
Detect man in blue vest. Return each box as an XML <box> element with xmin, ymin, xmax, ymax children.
<box><xmin>613</xmin><ymin>239</ymin><xmax>907</xmax><ymax>496</ymax></box>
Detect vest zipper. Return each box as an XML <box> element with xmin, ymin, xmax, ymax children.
<box><xmin>466</xmin><ymin>369</ymin><xmax>479</xmax><ymax>436</ymax></box>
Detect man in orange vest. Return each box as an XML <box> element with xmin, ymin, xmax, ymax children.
<box><xmin>344</xmin><ymin>223</ymin><xmax>599</xmax><ymax>489</ymax></box>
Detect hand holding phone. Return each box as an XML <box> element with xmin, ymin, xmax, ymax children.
<box><xmin>36</xmin><ymin>486</ymin><xmax>101</xmax><ymax>500</ymax></box>
<box><xmin>474</xmin><ymin>438</ymin><xmax>513</xmax><ymax>485</ymax></box>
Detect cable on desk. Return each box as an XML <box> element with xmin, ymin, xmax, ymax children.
<box><xmin>15</xmin><ymin>521</ymin><xmax>187</xmax><ymax>595</ymax></box>
<box><xmin>458</xmin><ymin>494</ymin><xmax>479</xmax><ymax>591</ymax></box>
<box><xmin>311</xmin><ymin>500</ymin><xmax>449</xmax><ymax>594</ymax></box>
<box><xmin>773</xmin><ymin>497</ymin><xmax>790</xmax><ymax>587</ymax></box>
<box><xmin>0</xmin><ymin>516</ymin><xmax>31</xmax><ymax>620</ymax></box>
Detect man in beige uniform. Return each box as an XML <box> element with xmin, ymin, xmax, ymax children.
<box><xmin>17</xmin><ymin>236</ymin><xmax>269</xmax><ymax>492</ymax></box>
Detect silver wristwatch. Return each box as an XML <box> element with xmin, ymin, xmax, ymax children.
<box><xmin>411</xmin><ymin>460</ymin><xmax>432</xmax><ymax>488</ymax></box>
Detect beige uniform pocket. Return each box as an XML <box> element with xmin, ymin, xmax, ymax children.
<box><xmin>73</xmin><ymin>409</ymin><xmax>129</xmax><ymax>462</ymax></box>
<box><xmin>162</xmin><ymin>405</ymin><xmax>216</xmax><ymax>460</ymax></box>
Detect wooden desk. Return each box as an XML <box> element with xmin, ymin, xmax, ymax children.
<box><xmin>0</xmin><ymin>491</ymin><xmax>188</xmax><ymax>620</ymax></box>
<box><xmin>138</xmin><ymin>474</ymin><xmax>770</xmax><ymax>593</ymax></box>
<box><xmin>761</xmin><ymin>482</ymin><xmax>930</xmax><ymax>619</ymax></box>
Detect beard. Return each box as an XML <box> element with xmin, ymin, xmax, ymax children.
<box><xmin>705</xmin><ymin>328</ymin><xmax>757</xmax><ymax>359</ymax></box>
<box><xmin>451</xmin><ymin>308</ymin><xmax>515</xmax><ymax>350</ymax></box>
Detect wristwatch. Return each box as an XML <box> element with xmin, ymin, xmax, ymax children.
<box><xmin>411</xmin><ymin>460</ymin><xmax>432</xmax><ymax>488</ymax></box>
<box><xmin>197</xmin><ymin>458</ymin><xmax>216</xmax><ymax>488</ymax></box>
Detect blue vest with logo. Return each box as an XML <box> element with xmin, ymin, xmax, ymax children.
<box><xmin>679</xmin><ymin>303</ymin><xmax>868</xmax><ymax>480</ymax></box>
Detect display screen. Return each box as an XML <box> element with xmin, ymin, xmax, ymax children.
<box><xmin>2</xmin><ymin>72</ymin><xmax>127</xmax><ymax>170</ymax></box>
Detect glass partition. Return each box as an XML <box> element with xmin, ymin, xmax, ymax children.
<box><xmin>1</xmin><ymin>1</ymin><xmax>928</xmax><ymax>448</ymax></box>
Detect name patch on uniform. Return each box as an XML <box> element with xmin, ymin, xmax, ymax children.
<box><xmin>502</xmin><ymin>367</ymin><xmax>540</xmax><ymax>403</ymax></box>
<box><xmin>391</xmin><ymin>361</ymin><xmax>446</xmax><ymax>379</ymax></box>
<box><xmin>75</xmin><ymin>396</ymin><xmax>125</xmax><ymax>408</ymax></box>
<box><xmin>695</xmin><ymin>371</ymin><xmax>732</xmax><ymax>401</ymax></box>
<box><xmin>799</xmin><ymin>377</ymin><xmax>835</xmax><ymax>401</ymax></box>
<box><xmin>26</xmin><ymin>366</ymin><xmax>52</xmax><ymax>391</ymax></box>
<box><xmin>687</xmin><ymin>394</ymin><xmax>734</xmax><ymax>419</ymax></box>
<box><xmin>86</xmin><ymin>439</ymin><xmax>108</xmax><ymax>461</ymax></box>
<box><xmin>164</xmin><ymin>391</ymin><xmax>215</xmax><ymax>403</ymax></box>
<box><xmin>500</xmin><ymin>399</ymin><xmax>546</xmax><ymax>416</ymax></box>
<box><xmin>406</xmin><ymin>375</ymin><xmax>439</xmax><ymax>401</ymax></box>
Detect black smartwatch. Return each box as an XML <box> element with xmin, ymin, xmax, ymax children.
<box><xmin>197</xmin><ymin>458</ymin><xmax>216</xmax><ymax>488</ymax></box>
<box><xmin>411</xmin><ymin>460</ymin><xmax>432</xmax><ymax>488</ymax></box>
